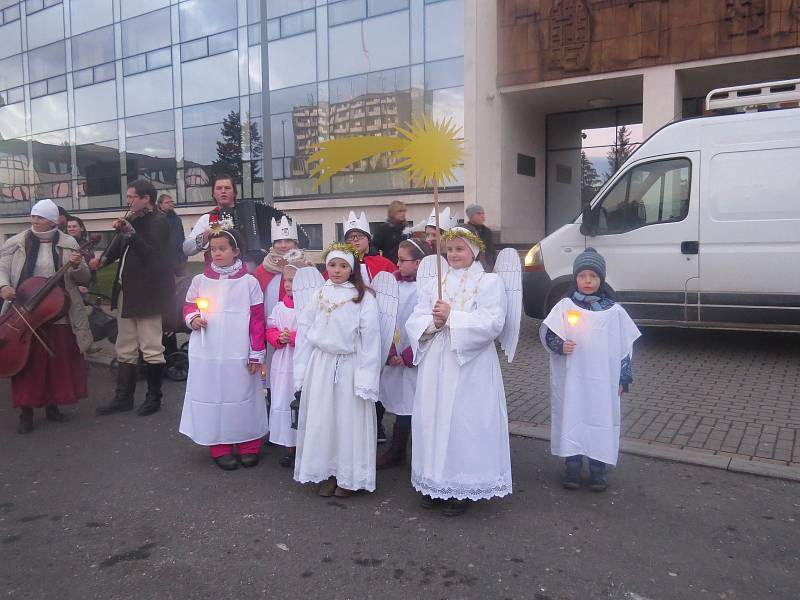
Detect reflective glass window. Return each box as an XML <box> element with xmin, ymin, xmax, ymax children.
<box><xmin>248</xmin><ymin>45</ymin><xmax>261</xmax><ymax>92</ymax></box>
<box><xmin>0</xmin><ymin>0</ymin><xmax>19</xmax><ymax>10</ymax></box>
<box><xmin>25</xmin><ymin>0</ymin><xmax>43</xmax><ymax>13</ymax></box>
<box><xmin>208</xmin><ymin>30</ymin><xmax>237</xmax><ymax>55</ymax></box>
<box><xmin>183</xmin><ymin>97</ymin><xmax>239</xmax><ymax>128</ymax></box>
<box><xmin>26</xmin><ymin>4</ymin><xmax>64</xmax><ymax>49</ymax></box>
<box><xmin>123</xmin><ymin>67</ymin><xmax>174</xmax><ymax>116</ymax></box>
<box><xmin>126</xmin><ymin>131</ymin><xmax>175</xmax><ymax>158</ymax></box>
<box><xmin>247</xmin><ymin>0</ymin><xmax>259</xmax><ymax>23</ymax></box>
<box><xmin>179</xmin><ymin>0</ymin><xmax>237</xmax><ymax>41</ymax></box>
<box><xmin>123</xmin><ymin>54</ymin><xmax>146</xmax><ymax>76</ymax></box>
<box><xmin>3</xmin><ymin>4</ymin><xmax>20</xmax><ymax>21</ymax></box>
<box><xmin>424</xmin><ymin>0</ymin><xmax>462</xmax><ymax>61</ymax></box>
<box><xmin>0</xmin><ymin>21</ymin><xmax>23</xmax><ymax>60</ymax></box>
<box><xmin>74</xmin><ymin>80</ymin><xmax>117</xmax><ymax>125</ymax></box>
<box><xmin>181</xmin><ymin>38</ymin><xmax>208</xmax><ymax>62</ymax></box>
<box><xmin>183</xmin><ymin>123</ymin><xmax>229</xmax><ymax>169</ymax></box>
<box><xmin>328</xmin><ymin>0</ymin><xmax>365</xmax><ymax>25</ymax></box>
<box><xmin>268</xmin><ymin>32</ymin><xmax>315</xmax><ymax>90</ymax></box>
<box><xmin>270</xmin><ymin>83</ymin><xmax>317</xmax><ymax>114</ymax></box>
<box><xmin>76</xmin><ymin>141</ymin><xmax>121</xmax><ymax>197</ymax></box>
<box><xmin>266</xmin><ymin>0</ymin><xmax>315</xmax><ymax>19</ymax></box>
<box><xmin>94</xmin><ymin>62</ymin><xmax>115</xmax><ymax>82</ymax></box>
<box><xmin>75</xmin><ymin>120</ymin><xmax>118</xmax><ymax>145</ymax></box>
<box><xmin>30</xmin><ymin>79</ymin><xmax>47</xmax><ymax>98</ymax></box>
<box><xmin>28</xmin><ymin>41</ymin><xmax>65</xmax><ymax>82</ymax></box>
<box><xmin>430</xmin><ymin>85</ymin><xmax>463</xmax><ymax>132</ymax></box>
<box><xmin>120</xmin><ymin>0</ymin><xmax>169</xmax><ymax>21</ymax></box>
<box><xmin>70</xmin><ymin>0</ymin><xmax>114</xmax><ymax>36</ymax></box>
<box><xmin>328</xmin><ymin>11</ymin><xmax>408</xmax><ymax>79</ymax></box>
<box><xmin>30</xmin><ymin>92</ymin><xmax>68</xmax><ymax>133</ymax></box>
<box><xmin>368</xmin><ymin>0</ymin><xmax>407</xmax><ymax>16</ymax></box>
<box><xmin>0</xmin><ymin>54</ymin><xmax>22</xmax><ymax>90</ymax></box>
<box><xmin>0</xmin><ymin>102</ymin><xmax>27</xmax><ymax>139</ymax></box>
<box><xmin>280</xmin><ymin>9</ymin><xmax>314</xmax><ymax>37</ymax></box>
<box><xmin>121</xmin><ymin>8</ymin><xmax>171</xmax><ymax>57</ymax></box>
<box><xmin>47</xmin><ymin>74</ymin><xmax>66</xmax><ymax>94</ymax></box>
<box><xmin>146</xmin><ymin>47</ymin><xmax>172</xmax><ymax>70</ymax></box>
<box><xmin>267</xmin><ymin>19</ymin><xmax>280</xmax><ymax>40</ymax></box>
<box><xmin>73</xmin><ymin>67</ymin><xmax>94</xmax><ymax>87</ymax></box>
<box><xmin>126</xmin><ymin>130</ymin><xmax>177</xmax><ymax>187</ymax></box>
<box><xmin>125</xmin><ymin>110</ymin><xmax>174</xmax><ymax>136</ymax></box>
<box><xmin>180</xmin><ymin>51</ymin><xmax>238</xmax><ymax>106</ymax></box>
<box><xmin>71</xmin><ymin>26</ymin><xmax>114</xmax><ymax>70</ymax></box>
<box><xmin>424</xmin><ymin>56</ymin><xmax>462</xmax><ymax>89</ymax></box>
<box><xmin>7</xmin><ymin>85</ymin><xmax>23</xmax><ymax>103</ymax></box>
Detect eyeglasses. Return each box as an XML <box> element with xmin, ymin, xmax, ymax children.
<box><xmin>396</xmin><ymin>258</ymin><xmax>418</xmax><ymax>263</ymax></box>
<box><xmin>345</xmin><ymin>233</ymin><xmax>367</xmax><ymax>242</ymax></box>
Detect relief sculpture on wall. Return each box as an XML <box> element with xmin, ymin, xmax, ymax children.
<box><xmin>547</xmin><ymin>0</ymin><xmax>592</xmax><ymax>73</ymax></box>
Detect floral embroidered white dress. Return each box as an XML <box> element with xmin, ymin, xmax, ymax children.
<box><xmin>406</xmin><ymin>261</ymin><xmax>513</xmax><ymax>501</ymax></box>
<box><xmin>292</xmin><ymin>280</ymin><xmax>382</xmax><ymax>492</ymax></box>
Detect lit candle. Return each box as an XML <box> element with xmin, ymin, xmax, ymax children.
<box><xmin>196</xmin><ymin>297</ymin><xmax>209</xmax><ymax>346</ymax></box>
<box><xmin>566</xmin><ymin>310</ymin><xmax>581</xmax><ymax>326</ymax></box>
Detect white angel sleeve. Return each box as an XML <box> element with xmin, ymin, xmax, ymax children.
<box><xmin>370</xmin><ymin>271</ymin><xmax>399</xmax><ymax>364</ymax></box>
<box><xmin>447</xmin><ymin>274</ymin><xmax>507</xmax><ymax>367</ymax></box>
<box><xmin>354</xmin><ymin>292</ymin><xmax>382</xmax><ymax>402</ymax></box>
<box><xmin>493</xmin><ymin>247</ymin><xmax>523</xmax><ymax>362</ymax></box>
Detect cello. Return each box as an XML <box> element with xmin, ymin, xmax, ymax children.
<box><xmin>0</xmin><ymin>239</ymin><xmax>93</xmax><ymax>378</ymax></box>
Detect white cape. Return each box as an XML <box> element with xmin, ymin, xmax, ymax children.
<box><xmin>406</xmin><ymin>261</ymin><xmax>512</xmax><ymax>501</ymax></box>
<box><xmin>179</xmin><ymin>274</ymin><xmax>268</xmax><ymax>446</ymax></box>
<box><xmin>540</xmin><ymin>298</ymin><xmax>641</xmax><ymax>465</ymax></box>
<box><xmin>378</xmin><ymin>279</ymin><xmax>417</xmax><ymax>416</ymax></box>
<box><xmin>267</xmin><ymin>300</ymin><xmax>296</xmax><ymax>447</ymax></box>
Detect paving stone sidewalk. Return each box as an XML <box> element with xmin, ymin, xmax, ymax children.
<box><xmin>501</xmin><ymin>317</ymin><xmax>800</xmax><ymax>477</ymax></box>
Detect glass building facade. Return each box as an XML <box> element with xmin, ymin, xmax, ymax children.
<box><xmin>0</xmin><ymin>0</ymin><xmax>464</xmax><ymax>217</ymax></box>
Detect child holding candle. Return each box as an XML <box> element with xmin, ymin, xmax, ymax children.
<box><xmin>265</xmin><ymin>260</ymin><xmax>309</xmax><ymax>468</ymax></box>
<box><xmin>540</xmin><ymin>248</ymin><xmax>640</xmax><ymax>491</ymax></box>
<box><xmin>180</xmin><ymin>224</ymin><xmax>268</xmax><ymax>471</ymax></box>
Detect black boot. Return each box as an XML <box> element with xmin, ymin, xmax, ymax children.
<box><xmin>563</xmin><ymin>456</ymin><xmax>582</xmax><ymax>490</ymax></box>
<box><xmin>377</xmin><ymin>423</ymin><xmax>410</xmax><ymax>470</ymax></box>
<box><xmin>16</xmin><ymin>407</ymin><xmax>33</xmax><ymax>434</ymax></box>
<box><xmin>588</xmin><ymin>460</ymin><xmax>608</xmax><ymax>492</ymax></box>
<box><xmin>376</xmin><ymin>402</ymin><xmax>387</xmax><ymax>443</ymax></box>
<box><xmin>137</xmin><ymin>363</ymin><xmax>164</xmax><ymax>416</ymax></box>
<box><xmin>45</xmin><ymin>405</ymin><xmax>68</xmax><ymax>423</ymax></box>
<box><xmin>96</xmin><ymin>362</ymin><xmax>137</xmax><ymax>416</ymax></box>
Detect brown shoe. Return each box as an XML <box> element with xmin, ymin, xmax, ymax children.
<box><xmin>318</xmin><ymin>477</ymin><xmax>337</xmax><ymax>497</ymax></box>
<box><xmin>334</xmin><ymin>486</ymin><xmax>356</xmax><ymax>498</ymax></box>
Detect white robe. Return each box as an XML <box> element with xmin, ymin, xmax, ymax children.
<box><xmin>262</xmin><ymin>272</ymin><xmax>282</xmax><ymax>389</ymax></box>
<box><xmin>292</xmin><ymin>281</ymin><xmax>382</xmax><ymax>492</ymax></box>
<box><xmin>378</xmin><ymin>279</ymin><xmax>417</xmax><ymax>416</ymax></box>
<box><xmin>540</xmin><ymin>298</ymin><xmax>641</xmax><ymax>466</ymax></box>
<box><xmin>179</xmin><ymin>273</ymin><xmax>268</xmax><ymax>445</ymax></box>
<box><xmin>406</xmin><ymin>261</ymin><xmax>513</xmax><ymax>501</ymax></box>
<box><xmin>267</xmin><ymin>300</ymin><xmax>296</xmax><ymax>447</ymax></box>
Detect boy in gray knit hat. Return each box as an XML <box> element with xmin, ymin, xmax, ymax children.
<box><xmin>539</xmin><ymin>247</ymin><xmax>640</xmax><ymax>492</ymax></box>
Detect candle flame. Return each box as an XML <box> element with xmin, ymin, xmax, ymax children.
<box><xmin>566</xmin><ymin>311</ymin><xmax>580</xmax><ymax>326</ymax></box>
<box><xmin>195</xmin><ymin>297</ymin><xmax>209</xmax><ymax>311</ymax></box>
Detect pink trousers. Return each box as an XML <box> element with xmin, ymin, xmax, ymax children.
<box><xmin>209</xmin><ymin>439</ymin><xmax>263</xmax><ymax>458</ymax></box>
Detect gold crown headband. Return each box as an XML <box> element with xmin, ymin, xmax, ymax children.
<box><xmin>322</xmin><ymin>241</ymin><xmax>363</xmax><ymax>263</ymax></box>
<box><xmin>441</xmin><ymin>227</ymin><xmax>486</xmax><ymax>253</ymax></box>
<box><xmin>209</xmin><ymin>215</ymin><xmax>239</xmax><ymax>248</ymax></box>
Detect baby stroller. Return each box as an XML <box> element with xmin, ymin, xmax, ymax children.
<box><xmin>93</xmin><ymin>276</ymin><xmax>192</xmax><ymax>382</ymax></box>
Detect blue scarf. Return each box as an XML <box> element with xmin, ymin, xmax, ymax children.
<box><xmin>572</xmin><ymin>290</ymin><xmax>606</xmax><ymax>311</ymax></box>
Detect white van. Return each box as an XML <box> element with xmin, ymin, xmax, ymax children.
<box><xmin>523</xmin><ymin>80</ymin><xmax>800</xmax><ymax>332</ymax></box>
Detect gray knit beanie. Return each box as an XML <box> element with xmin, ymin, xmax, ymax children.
<box><xmin>573</xmin><ymin>247</ymin><xmax>606</xmax><ymax>282</ymax></box>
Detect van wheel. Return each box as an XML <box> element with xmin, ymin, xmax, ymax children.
<box><xmin>545</xmin><ymin>284</ymin><xmax>571</xmax><ymax>315</ymax></box>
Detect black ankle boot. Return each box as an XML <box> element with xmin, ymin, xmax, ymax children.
<box><xmin>96</xmin><ymin>362</ymin><xmax>137</xmax><ymax>416</ymax></box>
<box><xmin>16</xmin><ymin>408</ymin><xmax>33</xmax><ymax>434</ymax></box>
<box><xmin>137</xmin><ymin>363</ymin><xmax>164</xmax><ymax>416</ymax></box>
<box><xmin>45</xmin><ymin>405</ymin><xmax>68</xmax><ymax>423</ymax></box>
<box><xmin>376</xmin><ymin>402</ymin><xmax>387</xmax><ymax>443</ymax></box>
<box><xmin>588</xmin><ymin>461</ymin><xmax>608</xmax><ymax>492</ymax></box>
<box><xmin>563</xmin><ymin>456</ymin><xmax>582</xmax><ymax>490</ymax></box>
<box><xmin>377</xmin><ymin>423</ymin><xmax>410</xmax><ymax>470</ymax></box>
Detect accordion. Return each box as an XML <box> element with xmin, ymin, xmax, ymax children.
<box><xmin>226</xmin><ymin>200</ymin><xmax>309</xmax><ymax>256</ymax></box>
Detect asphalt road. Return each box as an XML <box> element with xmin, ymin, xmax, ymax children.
<box><xmin>1</xmin><ymin>365</ymin><xmax>799</xmax><ymax>600</ymax></box>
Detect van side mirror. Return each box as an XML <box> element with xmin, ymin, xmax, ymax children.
<box><xmin>580</xmin><ymin>204</ymin><xmax>597</xmax><ymax>237</ymax></box>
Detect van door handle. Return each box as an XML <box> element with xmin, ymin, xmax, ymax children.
<box><xmin>681</xmin><ymin>241</ymin><xmax>699</xmax><ymax>255</ymax></box>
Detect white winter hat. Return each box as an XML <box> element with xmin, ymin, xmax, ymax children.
<box><xmin>30</xmin><ymin>199</ymin><xmax>59</xmax><ymax>224</ymax></box>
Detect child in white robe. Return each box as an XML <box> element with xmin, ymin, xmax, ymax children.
<box><xmin>293</xmin><ymin>243</ymin><xmax>382</xmax><ymax>498</ymax></box>
<box><xmin>266</xmin><ymin>262</ymin><xmax>307</xmax><ymax>468</ymax></box>
<box><xmin>377</xmin><ymin>239</ymin><xmax>432</xmax><ymax>469</ymax></box>
<box><xmin>540</xmin><ymin>248</ymin><xmax>640</xmax><ymax>491</ymax></box>
<box><xmin>406</xmin><ymin>227</ymin><xmax>512</xmax><ymax>516</ymax></box>
<box><xmin>180</xmin><ymin>228</ymin><xmax>267</xmax><ymax>471</ymax></box>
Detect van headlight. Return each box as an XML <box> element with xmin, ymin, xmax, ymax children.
<box><xmin>524</xmin><ymin>243</ymin><xmax>544</xmax><ymax>271</ymax></box>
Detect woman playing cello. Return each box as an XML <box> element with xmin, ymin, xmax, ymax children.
<box><xmin>0</xmin><ymin>199</ymin><xmax>93</xmax><ymax>434</ymax></box>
